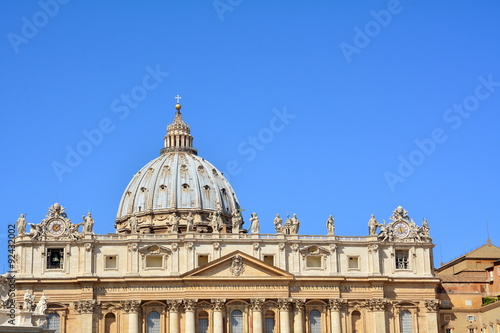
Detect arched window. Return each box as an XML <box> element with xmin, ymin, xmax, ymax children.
<box><xmin>46</xmin><ymin>313</ymin><xmax>60</xmax><ymax>333</ymax></box>
<box><xmin>265</xmin><ymin>310</ymin><xmax>275</xmax><ymax>333</ymax></box>
<box><xmin>309</xmin><ymin>309</ymin><xmax>321</xmax><ymax>333</ymax></box>
<box><xmin>231</xmin><ymin>310</ymin><xmax>243</xmax><ymax>333</ymax></box>
<box><xmin>400</xmin><ymin>310</ymin><xmax>413</xmax><ymax>333</ymax></box>
<box><xmin>104</xmin><ymin>313</ymin><xmax>117</xmax><ymax>333</ymax></box>
<box><xmin>198</xmin><ymin>311</ymin><xmax>209</xmax><ymax>333</ymax></box>
<box><xmin>147</xmin><ymin>311</ymin><xmax>161</xmax><ymax>333</ymax></box>
<box><xmin>352</xmin><ymin>311</ymin><xmax>362</xmax><ymax>333</ymax></box>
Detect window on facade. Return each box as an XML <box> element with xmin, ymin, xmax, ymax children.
<box><xmin>146</xmin><ymin>256</ymin><xmax>163</xmax><ymax>269</ymax></box>
<box><xmin>198</xmin><ymin>255</ymin><xmax>209</xmax><ymax>267</ymax></box>
<box><xmin>104</xmin><ymin>313</ymin><xmax>117</xmax><ymax>333</ymax></box>
<box><xmin>45</xmin><ymin>313</ymin><xmax>60</xmax><ymax>333</ymax></box>
<box><xmin>198</xmin><ymin>311</ymin><xmax>209</xmax><ymax>333</ymax></box>
<box><xmin>443</xmin><ymin>300</ymin><xmax>450</xmax><ymax>306</ymax></box>
<box><xmin>468</xmin><ymin>329</ymin><xmax>475</xmax><ymax>333</ymax></box>
<box><xmin>351</xmin><ymin>311</ymin><xmax>362</xmax><ymax>333</ymax></box>
<box><xmin>348</xmin><ymin>256</ymin><xmax>359</xmax><ymax>269</ymax></box>
<box><xmin>105</xmin><ymin>256</ymin><xmax>117</xmax><ymax>269</ymax></box>
<box><xmin>263</xmin><ymin>255</ymin><xmax>274</xmax><ymax>266</ymax></box>
<box><xmin>309</xmin><ymin>309</ymin><xmax>321</xmax><ymax>333</ymax></box>
<box><xmin>400</xmin><ymin>310</ymin><xmax>413</xmax><ymax>333</ymax></box>
<box><xmin>47</xmin><ymin>249</ymin><xmax>64</xmax><ymax>269</ymax></box>
<box><xmin>306</xmin><ymin>256</ymin><xmax>322</xmax><ymax>269</ymax></box>
<box><xmin>466</xmin><ymin>315</ymin><xmax>476</xmax><ymax>321</ymax></box>
<box><xmin>395</xmin><ymin>251</ymin><xmax>409</xmax><ymax>270</ymax></box>
<box><xmin>465</xmin><ymin>300</ymin><xmax>472</xmax><ymax>306</ymax></box>
<box><xmin>444</xmin><ymin>315</ymin><xmax>451</xmax><ymax>321</ymax></box>
<box><xmin>265</xmin><ymin>311</ymin><xmax>275</xmax><ymax>333</ymax></box>
<box><xmin>445</xmin><ymin>329</ymin><xmax>452</xmax><ymax>333</ymax></box>
<box><xmin>147</xmin><ymin>311</ymin><xmax>160</xmax><ymax>333</ymax></box>
<box><xmin>231</xmin><ymin>310</ymin><xmax>243</xmax><ymax>333</ymax></box>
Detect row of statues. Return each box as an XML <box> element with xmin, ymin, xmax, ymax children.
<box><xmin>22</xmin><ymin>290</ymin><xmax>48</xmax><ymax>315</ymax></box>
<box><xmin>273</xmin><ymin>214</ymin><xmax>301</xmax><ymax>235</ymax></box>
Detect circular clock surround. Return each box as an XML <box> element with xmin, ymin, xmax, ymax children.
<box><xmin>393</xmin><ymin>222</ymin><xmax>410</xmax><ymax>239</ymax></box>
<box><xmin>47</xmin><ymin>219</ymin><xmax>65</xmax><ymax>237</ymax></box>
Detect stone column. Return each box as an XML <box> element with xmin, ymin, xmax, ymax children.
<box><xmin>277</xmin><ymin>298</ymin><xmax>291</xmax><ymax>333</ymax></box>
<box><xmin>74</xmin><ymin>300</ymin><xmax>97</xmax><ymax>333</ymax></box>
<box><xmin>366</xmin><ymin>299</ymin><xmax>388</xmax><ymax>333</ymax></box>
<box><xmin>211</xmin><ymin>299</ymin><xmax>226</xmax><ymax>333</ymax></box>
<box><xmin>329</xmin><ymin>298</ymin><xmax>345</xmax><ymax>333</ymax></box>
<box><xmin>293</xmin><ymin>299</ymin><xmax>305</xmax><ymax>333</ymax></box>
<box><xmin>184</xmin><ymin>299</ymin><xmax>198</xmax><ymax>333</ymax></box>
<box><xmin>424</xmin><ymin>299</ymin><xmax>439</xmax><ymax>333</ymax></box>
<box><xmin>251</xmin><ymin>298</ymin><xmax>264</xmax><ymax>333</ymax></box>
<box><xmin>129</xmin><ymin>301</ymin><xmax>141</xmax><ymax>333</ymax></box>
<box><xmin>168</xmin><ymin>300</ymin><xmax>182</xmax><ymax>333</ymax></box>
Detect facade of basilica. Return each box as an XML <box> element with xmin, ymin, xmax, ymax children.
<box><xmin>10</xmin><ymin>101</ymin><xmax>441</xmax><ymax>333</ymax></box>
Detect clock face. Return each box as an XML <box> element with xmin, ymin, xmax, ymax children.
<box><xmin>393</xmin><ymin>222</ymin><xmax>409</xmax><ymax>238</ymax></box>
<box><xmin>47</xmin><ymin>219</ymin><xmax>65</xmax><ymax>236</ymax></box>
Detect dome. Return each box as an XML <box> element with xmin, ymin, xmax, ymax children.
<box><xmin>115</xmin><ymin>102</ymin><xmax>243</xmax><ymax>234</ymax></box>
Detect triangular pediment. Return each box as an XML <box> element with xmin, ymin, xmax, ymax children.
<box><xmin>181</xmin><ymin>251</ymin><xmax>294</xmax><ymax>280</ymax></box>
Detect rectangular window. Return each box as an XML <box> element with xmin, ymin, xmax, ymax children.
<box><xmin>47</xmin><ymin>249</ymin><xmax>64</xmax><ymax>269</ymax></box>
<box><xmin>444</xmin><ymin>315</ymin><xmax>451</xmax><ymax>321</ymax></box>
<box><xmin>395</xmin><ymin>250</ymin><xmax>409</xmax><ymax>270</ymax></box>
<box><xmin>263</xmin><ymin>255</ymin><xmax>274</xmax><ymax>266</ymax></box>
<box><xmin>306</xmin><ymin>256</ymin><xmax>322</xmax><ymax>269</ymax></box>
<box><xmin>466</xmin><ymin>315</ymin><xmax>476</xmax><ymax>321</ymax></box>
<box><xmin>105</xmin><ymin>256</ymin><xmax>117</xmax><ymax>269</ymax></box>
<box><xmin>445</xmin><ymin>329</ymin><xmax>452</xmax><ymax>333</ymax></box>
<box><xmin>443</xmin><ymin>300</ymin><xmax>450</xmax><ymax>306</ymax></box>
<box><xmin>348</xmin><ymin>256</ymin><xmax>359</xmax><ymax>269</ymax></box>
<box><xmin>198</xmin><ymin>255</ymin><xmax>209</xmax><ymax>267</ymax></box>
<box><xmin>468</xmin><ymin>329</ymin><xmax>475</xmax><ymax>333</ymax></box>
<box><xmin>198</xmin><ymin>319</ymin><xmax>208</xmax><ymax>333</ymax></box>
<box><xmin>265</xmin><ymin>317</ymin><xmax>275</xmax><ymax>333</ymax></box>
<box><xmin>146</xmin><ymin>256</ymin><xmax>163</xmax><ymax>269</ymax></box>
<box><xmin>465</xmin><ymin>300</ymin><xmax>472</xmax><ymax>306</ymax></box>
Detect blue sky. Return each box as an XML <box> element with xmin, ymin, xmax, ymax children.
<box><xmin>1</xmin><ymin>1</ymin><xmax>499</xmax><ymax>271</ymax></box>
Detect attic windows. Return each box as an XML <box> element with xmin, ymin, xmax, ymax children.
<box><xmin>348</xmin><ymin>256</ymin><xmax>359</xmax><ymax>270</ymax></box>
<box><xmin>263</xmin><ymin>255</ymin><xmax>275</xmax><ymax>266</ymax></box>
<box><xmin>146</xmin><ymin>256</ymin><xmax>163</xmax><ymax>269</ymax></box>
<box><xmin>198</xmin><ymin>255</ymin><xmax>209</xmax><ymax>267</ymax></box>
<box><xmin>105</xmin><ymin>256</ymin><xmax>117</xmax><ymax>269</ymax></box>
<box><xmin>306</xmin><ymin>256</ymin><xmax>322</xmax><ymax>269</ymax></box>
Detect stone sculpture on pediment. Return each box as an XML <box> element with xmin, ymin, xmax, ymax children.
<box><xmin>186</xmin><ymin>212</ymin><xmax>194</xmax><ymax>232</ymax></box>
<box><xmin>82</xmin><ymin>212</ymin><xmax>94</xmax><ymax>234</ymax></box>
<box><xmin>230</xmin><ymin>255</ymin><xmax>244</xmax><ymax>276</ymax></box>
<box><xmin>250</xmin><ymin>212</ymin><xmax>260</xmax><ymax>233</ymax></box>
<box><xmin>326</xmin><ymin>215</ymin><xmax>335</xmax><ymax>235</ymax></box>
<box><xmin>16</xmin><ymin>214</ymin><xmax>27</xmax><ymax>235</ymax></box>
<box><xmin>274</xmin><ymin>214</ymin><xmax>283</xmax><ymax>233</ymax></box>
<box><xmin>231</xmin><ymin>209</ymin><xmax>243</xmax><ymax>234</ymax></box>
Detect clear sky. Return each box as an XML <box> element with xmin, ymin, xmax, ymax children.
<box><xmin>1</xmin><ymin>1</ymin><xmax>499</xmax><ymax>271</ymax></box>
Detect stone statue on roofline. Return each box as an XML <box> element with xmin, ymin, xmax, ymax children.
<box><xmin>290</xmin><ymin>214</ymin><xmax>300</xmax><ymax>234</ymax></box>
<box><xmin>250</xmin><ymin>212</ymin><xmax>260</xmax><ymax>233</ymax></box>
<box><xmin>231</xmin><ymin>208</ymin><xmax>243</xmax><ymax>234</ymax></box>
<box><xmin>368</xmin><ymin>214</ymin><xmax>380</xmax><ymax>236</ymax></box>
<box><xmin>274</xmin><ymin>214</ymin><xmax>283</xmax><ymax>233</ymax></box>
<box><xmin>17</xmin><ymin>214</ymin><xmax>27</xmax><ymax>235</ymax></box>
<box><xmin>82</xmin><ymin>212</ymin><xmax>94</xmax><ymax>234</ymax></box>
<box><xmin>186</xmin><ymin>212</ymin><xmax>194</xmax><ymax>232</ymax></box>
<box><xmin>326</xmin><ymin>215</ymin><xmax>335</xmax><ymax>235</ymax></box>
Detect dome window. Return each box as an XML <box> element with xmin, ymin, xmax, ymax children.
<box><xmin>182</xmin><ymin>183</ymin><xmax>190</xmax><ymax>189</ymax></box>
<box><xmin>198</xmin><ymin>165</ymin><xmax>205</xmax><ymax>172</ymax></box>
<box><xmin>140</xmin><ymin>187</ymin><xmax>147</xmax><ymax>192</ymax></box>
<box><xmin>212</xmin><ymin>169</ymin><xmax>218</xmax><ymax>176</ymax></box>
<box><xmin>221</xmin><ymin>188</ymin><xmax>227</xmax><ymax>195</ymax></box>
<box><xmin>181</xmin><ymin>164</ymin><xmax>188</xmax><ymax>172</ymax></box>
<box><xmin>159</xmin><ymin>184</ymin><xmax>167</xmax><ymax>190</ymax></box>
<box><xmin>203</xmin><ymin>185</ymin><xmax>210</xmax><ymax>191</ymax></box>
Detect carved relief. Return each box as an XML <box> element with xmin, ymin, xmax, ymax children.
<box><xmin>250</xmin><ymin>298</ymin><xmax>265</xmax><ymax>311</ymax></box>
<box><xmin>74</xmin><ymin>300</ymin><xmax>98</xmax><ymax>314</ymax></box>
<box><xmin>366</xmin><ymin>299</ymin><xmax>388</xmax><ymax>311</ymax></box>
<box><xmin>424</xmin><ymin>299</ymin><xmax>439</xmax><ymax>312</ymax></box>
<box><xmin>329</xmin><ymin>298</ymin><xmax>346</xmax><ymax>311</ymax></box>
<box><xmin>211</xmin><ymin>299</ymin><xmax>226</xmax><ymax>311</ymax></box>
<box><xmin>277</xmin><ymin>298</ymin><xmax>292</xmax><ymax>310</ymax></box>
<box><xmin>230</xmin><ymin>255</ymin><xmax>244</xmax><ymax>276</ymax></box>
<box><xmin>167</xmin><ymin>300</ymin><xmax>182</xmax><ymax>312</ymax></box>
<box><xmin>183</xmin><ymin>299</ymin><xmax>198</xmax><ymax>311</ymax></box>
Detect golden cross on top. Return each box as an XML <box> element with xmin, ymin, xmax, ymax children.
<box><xmin>175</xmin><ymin>94</ymin><xmax>182</xmax><ymax>104</ymax></box>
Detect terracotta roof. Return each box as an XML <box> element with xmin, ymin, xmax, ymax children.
<box><xmin>439</xmin><ymin>275</ymin><xmax>488</xmax><ymax>283</ymax></box>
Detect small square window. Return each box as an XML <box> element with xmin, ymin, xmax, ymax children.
<box><xmin>445</xmin><ymin>328</ymin><xmax>452</xmax><ymax>333</ymax></box>
<box><xmin>105</xmin><ymin>256</ymin><xmax>117</xmax><ymax>269</ymax></box>
<box><xmin>306</xmin><ymin>256</ymin><xmax>322</xmax><ymax>269</ymax></box>
<box><xmin>47</xmin><ymin>249</ymin><xmax>64</xmax><ymax>269</ymax></box>
<box><xmin>348</xmin><ymin>256</ymin><xmax>359</xmax><ymax>269</ymax></box>
<box><xmin>198</xmin><ymin>255</ymin><xmax>209</xmax><ymax>267</ymax></box>
<box><xmin>443</xmin><ymin>300</ymin><xmax>450</xmax><ymax>306</ymax></box>
<box><xmin>263</xmin><ymin>255</ymin><xmax>274</xmax><ymax>266</ymax></box>
<box><xmin>465</xmin><ymin>300</ymin><xmax>472</xmax><ymax>306</ymax></box>
<box><xmin>146</xmin><ymin>256</ymin><xmax>163</xmax><ymax>269</ymax></box>
<box><xmin>444</xmin><ymin>314</ymin><xmax>451</xmax><ymax>321</ymax></box>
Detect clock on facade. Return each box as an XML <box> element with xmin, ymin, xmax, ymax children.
<box><xmin>47</xmin><ymin>219</ymin><xmax>65</xmax><ymax>237</ymax></box>
<box><xmin>393</xmin><ymin>222</ymin><xmax>409</xmax><ymax>239</ymax></box>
